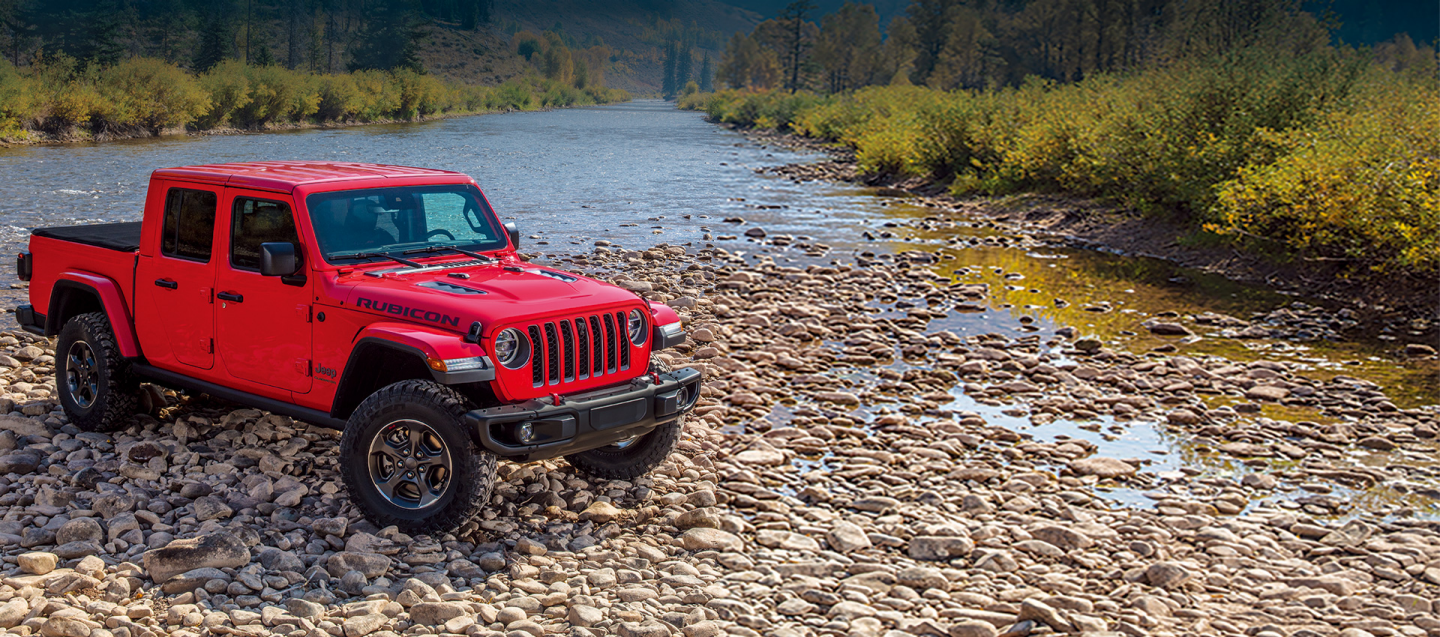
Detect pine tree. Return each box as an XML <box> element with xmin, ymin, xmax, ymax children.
<box><xmin>675</xmin><ymin>41</ymin><xmax>692</xmax><ymax>89</ymax></box>
<box><xmin>193</xmin><ymin>14</ymin><xmax>230</xmax><ymax>73</ymax></box>
<box><xmin>661</xmin><ymin>40</ymin><xmax>677</xmax><ymax>97</ymax></box>
<box><xmin>252</xmin><ymin>38</ymin><xmax>275</xmax><ymax>66</ymax></box>
<box><xmin>780</xmin><ymin>0</ymin><xmax>816</xmax><ymax>92</ymax></box>
<box><xmin>698</xmin><ymin>52</ymin><xmax>713</xmax><ymax>91</ymax></box>
<box><xmin>82</xmin><ymin>0</ymin><xmax>127</xmax><ymax>67</ymax></box>
<box><xmin>349</xmin><ymin>3</ymin><xmax>428</xmax><ymax>73</ymax></box>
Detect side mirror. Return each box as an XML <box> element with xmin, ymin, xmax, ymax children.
<box><xmin>260</xmin><ymin>242</ymin><xmax>300</xmax><ymax>277</ymax></box>
<box><xmin>504</xmin><ymin>222</ymin><xmax>520</xmax><ymax>250</ymax></box>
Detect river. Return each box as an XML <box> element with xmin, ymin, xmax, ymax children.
<box><xmin>1</xmin><ymin>99</ymin><xmax>1434</xmax><ymax>517</ymax></box>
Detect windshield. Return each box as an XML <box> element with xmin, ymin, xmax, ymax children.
<box><xmin>305</xmin><ymin>185</ymin><xmax>507</xmax><ymax>263</ymax></box>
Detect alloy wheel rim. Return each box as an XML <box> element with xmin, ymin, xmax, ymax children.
<box><xmin>608</xmin><ymin>434</ymin><xmax>641</xmax><ymax>450</ymax></box>
<box><xmin>65</xmin><ymin>341</ymin><xmax>99</xmax><ymax>409</ymax></box>
<box><xmin>367</xmin><ymin>419</ymin><xmax>453</xmax><ymax>509</ymax></box>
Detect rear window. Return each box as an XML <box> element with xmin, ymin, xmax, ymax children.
<box><xmin>161</xmin><ymin>188</ymin><xmax>217</xmax><ymax>261</ymax></box>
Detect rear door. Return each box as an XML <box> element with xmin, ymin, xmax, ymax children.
<box><xmin>214</xmin><ymin>190</ymin><xmax>313</xmax><ymax>394</ymax></box>
<box><xmin>135</xmin><ymin>184</ymin><xmax>219</xmax><ymax>370</ymax></box>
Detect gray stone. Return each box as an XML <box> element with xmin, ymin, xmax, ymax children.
<box><xmin>143</xmin><ymin>532</ymin><xmax>251</xmax><ymax>583</ymax></box>
<box><xmin>908</xmin><ymin>536</ymin><xmax>973</xmax><ymax>561</ymax></box>
<box><xmin>326</xmin><ymin>552</ymin><xmax>391</xmax><ymax>579</ymax></box>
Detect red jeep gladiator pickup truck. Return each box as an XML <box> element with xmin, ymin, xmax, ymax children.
<box><xmin>15</xmin><ymin>161</ymin><xmax>700</xmax><ymax>532</ymax></box>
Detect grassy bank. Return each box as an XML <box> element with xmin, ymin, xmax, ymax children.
<box><xmin>682</xmin><ymin>48</ymin><xmax>1438</xmax><ymax>282</ymax></box>
<box><xmin>0</xmin><ymin>56</ymin><xmax>630</xmax><ymax>144</ymax></box>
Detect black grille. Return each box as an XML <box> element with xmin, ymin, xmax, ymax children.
<box><xmin>616</xmin><ymin>311</ymin><xmax>631</xmax><ymax>370</ymax></box>
<box><xmin>522</xmin><ymin>312</ymin><xmax>634</xmax><ymax>388</ymax></box>
<box><xmin>527</xmin><ymin>325</ymin><xmax>544</xmax><ymax>386</ymax></box>
<box><xmin>574</xmin><ymin>319</ymin><xmax>589</xmax><ymax>380</ymax></box>
<box><xmin>589</xmin><ymin>316</ymin><xmax>604</xmax><ymax>375</ymax></box>
<box><xmin>602</xmin><ymin>313</ymin><xmax>617</xmax><ymax>373</ymax></box>
<box><xmin>544</xmin><ymin>323</ymin><xmax>560</xmax><ymax>384</ymax></box>
<box><xmin>559</xmin><ymin>321</ymin><xmax>575</xmax><ymax>381</ymax></box>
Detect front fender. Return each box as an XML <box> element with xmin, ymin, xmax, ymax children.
<box><xmin>352</xmin><ymin>322</ymin><xmax>494</xmax><ymax>384</ymax></box>
<box><xmin>50</xmin><ymin>273</ymin><xmax>141</xmax><ymax>358</ymax></box>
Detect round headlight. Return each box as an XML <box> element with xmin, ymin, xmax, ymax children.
<box><xmin>627</xmin><ymin>309</ymin><xmax>646</xmax><ymax>345</ymax></box>
<box><xmin>494</xmin><ymin>328</ymin><xmax>529</xmax><ymax>369</ymax></box>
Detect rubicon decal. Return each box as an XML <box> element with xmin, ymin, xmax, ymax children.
<box><xmin>355</xmin><ymin>297</ymin><xmax>462</xmax><ymax>327</ymax></box>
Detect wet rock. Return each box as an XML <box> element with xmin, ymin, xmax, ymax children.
<box><xmin>1244</xmin><ymin>385</ymin><xmax>1289</xmax><ymax>401</ymax></box>
<box><xmin>1148</xmin><ymin>322</ymin><xmax>1191</xmax><ymax>336</ymax></box>
<box><xmin>1068</xmin><ymin>457</ymin><xmax>1135</xmax><ymax>479</ymax></box>
<box><xmin>1355</xmin><ymin>436</ymin><xmax>1396</xmax><ymax>451</ymax></box>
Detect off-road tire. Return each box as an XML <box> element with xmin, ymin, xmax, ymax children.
<box><xmin>339</xmin><ymin>380</ymin><xmax>497</xmax><ymax>534</ymax></box>
<box><xmin>565</xmin><ymin>358</ymin><xmax>684</xmax><ymax>481</ymax></box>
<box><xmin>564</xmin><ymin>416</ymin><xmax>683</xmax><ymax>481</ymax></box>
<box><xmin>56</xmin><ymin>312</ymin><xmax>137</xmax><ymax>432</ymax></box>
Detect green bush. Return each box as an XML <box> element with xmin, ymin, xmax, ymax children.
<box><xmin>690</xmin><ymin>48</ymin><xmax>1436</xmax><ymax>276</ymax></box>
<box><xmin>197</xmin><ymin>61</ymin><xmax>252</xmax><ymax>127</ymax></box>
<box><xmin>96</xmin><ymin>58</ymin><xmax>210</xmax><ymax>131</ymax></box>
<box><xmin>0</xmin><ymin>59</ymin><xmax>37</xmax><ymax>138</ymax></box>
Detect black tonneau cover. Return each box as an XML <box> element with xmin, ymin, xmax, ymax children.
<box><xmin>31</xmin><ymin>222</ymin><xmax>143</xmax><ymax>252</ymax></box>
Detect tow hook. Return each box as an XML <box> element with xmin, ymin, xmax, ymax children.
<box><xmin>651</xmin><ymin>372</ymin><xmax>661</xmax><ymax>385</ymax></box>
<box><xmin>550</xmin><ymin>393</ymin><xmax>562</xmax><ymax>407</ymax></box>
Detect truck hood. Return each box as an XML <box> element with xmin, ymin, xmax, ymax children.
<box><xmin>333</xmin><ymin>262</ymin><xmax>646</xmax><ymax>333</ymax></box>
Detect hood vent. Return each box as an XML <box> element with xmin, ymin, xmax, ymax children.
<box><xmin>418</xmin><ymin>281</ymin><xmax>488</xmax><ymax>295</ymax></box>
<box><xmin>530</xmin><ymin>269</ymin><xmax>578</xmax><ymax>283</ymax></box>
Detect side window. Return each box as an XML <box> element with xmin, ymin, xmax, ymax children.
<box><xmin>161</xmin><ymin>188</ymin><xmax>217</xmax><ymax>261</ymax></box>
<box><xmin>231</xmin><ymin>197</ymin><xmax>300</xmax><ymax>271</ymax></box>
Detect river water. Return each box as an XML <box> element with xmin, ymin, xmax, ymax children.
<box><xmin>1</xmin><ymin>99</ymin><xmax>1435</xmax><ymax>517</ymax></box>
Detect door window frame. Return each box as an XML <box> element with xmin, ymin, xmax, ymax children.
<box><xmin>228</xmin><ymin>195</ymin><xmax>302</xmax><ymax>273</ymax></box>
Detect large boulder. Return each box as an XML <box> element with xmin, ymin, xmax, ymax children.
<box><xmin>142</xmin><ymin>532</ymin><xmax>251</xmax><ymax>583</ymax></box>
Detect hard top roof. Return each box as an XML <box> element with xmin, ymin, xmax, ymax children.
<box><xmin>152</xmin><ymin>161</ymin><xmax>468</xmax><ymax>192</ymax></box>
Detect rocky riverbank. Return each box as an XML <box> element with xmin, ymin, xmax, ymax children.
<box><xmin>739</xmin><ymin>126</ymin><xmax>1440</xmax><ymax>328</ymax></box>
<box><xmin>0</xmin><ymin>242</ymin><xmax>1435</xmax><ymax>637</ymax></box>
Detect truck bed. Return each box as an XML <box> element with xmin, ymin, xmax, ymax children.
<box><xmin>31</xmin><ymin>222</ymin><xmax>143</xmax><ymax>253</ymax></box>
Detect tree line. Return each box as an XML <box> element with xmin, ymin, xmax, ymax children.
<box><xmin>661</xmin><ymin>39</ymin><xmax>713</xmax><ymax>98</ymax></box>
<box><xmin>0</xmin><ymin>0</ymin><xmax>495</xmax><ymax>75</ymax></box>
<box><xmin>716</xmin><ymin>0</ymin><xmax>1432</xmax><ymax>93</ymax></box>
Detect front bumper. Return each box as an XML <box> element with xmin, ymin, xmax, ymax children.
<box><xmin>466</xmin><ymin>366</ymin><xmax>702</xmax><ymax>462</ymax></box>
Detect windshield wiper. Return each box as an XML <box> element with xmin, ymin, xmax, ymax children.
<box><xmin>330</xmin><ymin>251</ymin><xmax>425</xmax><ymax>269</ymax></box>
<box><xmin>402</xmin><ymin>245</ymin><xmax>496</xmax><ymax>262</ymax></box>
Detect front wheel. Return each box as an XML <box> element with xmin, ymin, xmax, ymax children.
<box><xmin>565</xmin><ymin>416</ymin><xmax>683</xmax><ymax>481</ymax></box>
<box><xmin>339</xmin><ymin>380</ymin><xmax>497</xmax><ymax>534</ymax></box>
<box><xmin>56</xmin><ymin>312</ymin><xmax>137</xmax><ymax>432</ymax></box>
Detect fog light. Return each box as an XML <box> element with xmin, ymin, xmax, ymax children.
<box><xmin>515</xmin><ymin>422</ymin><xmax>534</xmax><ymax>444</ymax></box>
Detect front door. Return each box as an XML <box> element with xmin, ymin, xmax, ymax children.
<box><xmin>215</xmin><ymin>191</ymin><xmax>313</xmax><ymax>394</ymax></box>
<box><xmin>136</xmin><ymin>184</ymin><xmax>219</xmax><ymax>370</ymax></box>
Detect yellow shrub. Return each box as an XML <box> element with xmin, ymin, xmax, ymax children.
<box><xmin>96</xmin><ymin>58</ymin><xmax>210</xmax><ymax>130</ymax></box>
<box><xmin>198</xmin><ymin>61</ymin><xmax>251</xmax><ymax>127</ymax></box>
<box><xmin>0</xmin><ymin>59</ymin><xmax>37</xmax><ymax>137</ymax></box>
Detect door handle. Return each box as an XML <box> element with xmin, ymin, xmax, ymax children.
<box><xmin>217</xmin><ymin>292</ymin><xmax>243</xmax><ymax>302</ymax></box>
<box><xmin>154</xmin><ymin>279</ymin><xmax>178</xmax><ymax>289</ymax></box>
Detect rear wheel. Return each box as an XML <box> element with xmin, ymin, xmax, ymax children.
<box><xmin>56</xmin><ymin>313</ymin><xmax>137</xmax><ymax>432</ymax></box>
<box><xmin>339</xmin><ymin>380</ymin><xmax>496</xmax><ymax>533</ymax></box>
